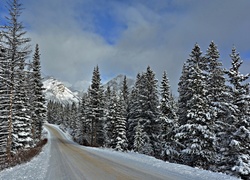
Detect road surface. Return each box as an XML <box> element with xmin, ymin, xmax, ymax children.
<box><xmin>45</xmin><ymin>124</ymin><xmax>188</xmax><ymax>180</ymax></box>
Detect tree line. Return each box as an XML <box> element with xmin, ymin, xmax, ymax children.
<box><xmin>0</xmin><ymin>0</ymin><xmax>46</xmax><ymax>168</ymax></box>
<box><xmin>48</xmin><ymin>42</ymin><xmax>249</xmax><ymax>179</ymax></box>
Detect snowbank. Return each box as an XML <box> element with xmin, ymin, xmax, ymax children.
<box><xmin>0</xmin><ymin>128</ymin><xmax>51</xmax><ymax>180</ymax></box>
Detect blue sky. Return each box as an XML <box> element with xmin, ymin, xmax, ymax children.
<box><xmin>0</xmin><ymin>0</ymin><xmax>249</xmax><ymax>93</ymax></box>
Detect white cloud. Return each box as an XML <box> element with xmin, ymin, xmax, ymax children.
<box><xmin>17</xmin><ymin>0</ymin><xmax>250</xmax><ymax>94</ymax></box>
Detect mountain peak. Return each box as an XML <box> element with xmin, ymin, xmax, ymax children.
<box><xmin>103</xmin><ymin>74</ymin><xmax>135</xmax><ymax>92</ymax></box>
<box><xmin>43</xmin><ymin>78</ymin><xmax>80</xmax><ymax>106</ymax></box>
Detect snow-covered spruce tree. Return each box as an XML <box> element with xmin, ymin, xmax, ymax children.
<box><xmin>105</xmin><ymin>90</ymin><xmax>117</xmax><ymax>148</ymax></box>
<box><xmin>114</xmin><ymin>93</ymin><xmax>128</xmax><ymax>151</ymax></box>
<box><xmin>73</xmin><ymin>101</ymin><xmax>83</xmax><ymax>144</ymax></box>
<box><xmin>47</xmin><ymin>102</ymin><xmax>61</xmax><ymax>125</ymax></box>
<box><xmin>127</xmin><ymin>73</ymin><xmax>142</xmax><ymax>150</ymax></box>
<box><xmin>142</xmin><ymin>66</ymin><xmax>161</xmax><ymax>157</ymax></box>
<box><xmin>82</xmin><ymin>89</ymin><xmax>94</xmax><ymax>146</ymax></box>
<box><xmin>121</xmin><ymin>76</ymin><xmax>129</xmax><ymax>129</ymax></box>
<box><xmin>104</xmin><ymin>89</ymin><xmax>128</xmax><ymax>151</ymax></box>
<box><xmin>160</xmin><ymin>71</ymin><xmax>179</xmax><ymax>162</ymax></box>
<box><xmin>47</xmin><ymin>101</ymin><xmax>63</xmax><ymax>125</ymax></box>
<box><xmin>104</xmin><ymin>85</ymin><xmax>112</xmax><ymax>115</ymax></box>
<box><xmin>160</xmin><ymin>71</ymin><xmax>177</xmax><ymax>120</ymax></box>
<box><xmin>88</xmin><ymin>66</ymin><xmax>105</xmax><ymax>147</ymax></box>
<box><xmin>204</xmin><ymin>41</ymin><xmax>231</xmax><ymax>170</ymax></box>
<box><xmin>74</xmin><ymin>100</ymin><xmax>84</xmax><ymax>145</ymax></box>
<box><xmin>46</xmin><ymin>101</ymin><xmax>54</xmax><ymax>123</ymax></box>
<box><xmin>103</xmin><ymin>85</ymin><xmax>112</xmax><ymax>146</ymax></box>
<box><xmin>206</xmin><ymin>41</ymin><xmax>226</xmax><ymax>106</ymax></box>
<box><xmin>32</xmin><ymin>44</ymin><xmax>46</xmax><ymax>142</ymax></box>
<box><xmin>26</xmin><ymin>61</ymin><xmax>37</xmax><ymax>144</ymax></box>
<box><xmin>177</xmin><ymin>62</ymin><xmax>191</xmax><ymax>126</ymax></box>
<box><xmin>175</xmin><ymin>44</ymin><xmax>216</xmax><ymax>169</ymax></box>
<box><xmin>2</xmin><ymin>0</ymin><xmax>31</xmax><ymax>159</ymax></box>
<box><xmin>11</xmin><ymin>56</ymin><xmax>32</xmax><ymax>151</ymax></box>
<box><xmin>121</xmin><ymin>75</ymin><xmax>129</xmax><ymax>108</ymax></box>
<box><xmin>128</xmin><ymin>67</ymin><xmax>161</xmax><ymax>157</ymax></box>
<box><xmin>224</xmin><ymin>47</ymin><xmax>250</xmax><ymax>178</ymax></box>
<box><xmin>0</xmin><ymin>35</ymin><xmax>9</xmax><ymax>164</ymax></box>
<box><xmin>62</xmin><ymin>104</ymin><xmax>70</xmax><ymax>127</ymax></box>
<box><xmin>127</xmin><ymin>73</ymin><xmax>152</xmax><ymax>154</ymax></box>
<box><xmin>69</xmin><ymin>102</ymin><xmax>78</xmax><ymax>134</ymax></box>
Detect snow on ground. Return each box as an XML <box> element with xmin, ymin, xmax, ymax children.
<box><xmin>0</xmin><ymin>128</ymin><xmax>51</xmax><ymax>180</ymax></box>
<box><xmin>0</xmin><ymin>124</ymin><xmax>240</xmax><ymax>180</ymax></box>
<box><xmin>84</xmin><ymin>147</ymin><xmax>239</xmax><ymax>180</ymax></box>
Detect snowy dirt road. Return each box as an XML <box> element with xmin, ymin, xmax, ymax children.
<box><xmin>45</xmin><ymin>124</ymin><xmax>180</xmax><ymax>180</ymax></box>
<box><xmin>0</xmin><ymin>124</ymin><xmax>237</xmax><ymax>180</ymax></box>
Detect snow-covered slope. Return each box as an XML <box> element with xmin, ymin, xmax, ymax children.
<box><xmin>103</xmin><ymin>74</ymin><xmax>135</xmax><ymax>92</ymax></box>
<box><xmin>43</xmin><ymin>77</ymin><xmax>80</xmax><ymax>106</ymax></box>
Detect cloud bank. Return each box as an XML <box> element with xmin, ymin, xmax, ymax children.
<box><xmin>15</xmin><ymin>0</ymin><xmax>250</xmax><ymax>93</ymax></box>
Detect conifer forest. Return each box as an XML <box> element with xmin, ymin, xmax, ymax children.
<box><xmin>1</xmin><ymin>0</ymin><xmax>250</xmax><ymax>179</ymax></box>
<box><xmin>0</xmin><ymin>0</ymin><xmax>46</xmax><ymax>169</ymax></box>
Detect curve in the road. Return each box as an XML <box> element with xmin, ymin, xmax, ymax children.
<box><xmin>45</xmin><ymin>124</ymin><xmax>182</xmax><ymax>180</ymax></box>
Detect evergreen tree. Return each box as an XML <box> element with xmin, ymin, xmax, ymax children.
<box><xmin>32</xmin><ymin>44</ymin><xmax>46</xmax><ymax>142</ymax></box>
<box><xmin>103</xmin><ymin>85</ymin><xmax>112</xmax><ymax>146</ymax></box>
<box><xmin>128</xmin><ymin>67</ymin><xmax>161</xmax><ymax>157</ymax></box>
<box><xmin>141</xmin><ymin>66</ymin><xmax>161</xmax><ymax>157</ymax></box>
<box><xmin>104</xmin><ymin>85</ymin><xmax>112</xmax><ymax>115</ymax></box>
<box><xmin>105</xmin><ymin>90</ymin><xmax>117</xmax><ymax>148</ymax></box>
<box><xmin>205</xmin><ymin>41</ymin><xmax>231</xmax><ymax>171</ymax></box>
<box><xmin>47</xmin><ymin>101</ymin><xmax>54</xmax><ymax>123</ymax></box>
<box><xmin>12</xmin><ymin>56</ymin><xmax>32</xmax><ymax>150</ymax></box>
<box><xmin>82</xmin><ymin>89</ymin><xmax>93</xmax><ymax>146</ymax></box>
<box><xmin>70</xmin><ymin>102</ymin><xmax>78</xmax><ymax>131</ymax></box>
<box><xmin>74</xmin><ymin>97</ymin><xmax>84</xmax><ymax>145</ymax></box>
<box><xmin>177</xmin><ymin>63</ymin><xmax>191</xmax><ymax>125</ymax></box>
<box><xmin>26</xmin><ymin>61</ymin><xmax>37</xmax><ymax>144</ymax></box>
<box><xmin>160</xmin><ymin>71</ymin><xmax>178</xmax><ymax>162</ymax></box>
<box><xmin>206</xmin><ymin>41</ymin><xmax>226</xmax><ymax>104</ymax></box>
<box><xmin>76</xmin><ymin>92</ymin><xmax>91</xmax><ymax>146</ymax></box>
<box><xmin>0</xmin><ymin>35</ymin><xmax>9</xmax><ymax>163</ymax></box>
<box><xmin>175</xmin><ymin>44</ymin><xmax>216</xmax><ymax>168</ymax></box>
<box><xmin>121</xmin><ymin>75</ymin><xmax>129</xmax><ymax>105</ymax></box>
<box><xmin>121</xmin><ymin>75</ymin><xmax>129</xmax><ymax>129</ymax></box>
<box><xmin>114</xmin><ymin>93</ymin><xmax>128</xmax><ymax>151</ymax></box>
<box><xmin>127</xmin><ymin>73</ymin><xmax>142</xmax><ymax>150</ymax></box>
<box><xmin>88</xmin><ymin>66</ymin><xmax>104</xmax><ymax>146</ymax></box>
<box><xmin>224</xmin><ymin>47</ymin><xmax>250</xmax><ymax>178</ymax></box>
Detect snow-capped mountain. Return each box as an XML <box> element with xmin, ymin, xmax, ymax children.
<box><xmin>103</xmin><ymin>74</ymin><xmax>135</xmax><ymax>92</ymax></box>
<box><xmin>43</xmin><ymin>77</ymin><xmax>80</xmax><ymax>106</ymax></box>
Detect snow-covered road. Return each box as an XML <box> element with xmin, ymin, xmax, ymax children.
<box><xmin>0</xmin><ymin>124</ymin><xmax>238</xmax><ymax>180</ymax></box>
<box><xmin>45</xmin><ymin>124</ymin><xmax>180</xmax><ymax>180</ymax></box>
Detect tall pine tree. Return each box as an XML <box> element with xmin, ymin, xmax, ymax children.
<box><xmin>0</xmin><ymin>34</ymin><xmax>9</xmax><ymax>163</ymax></box>
<box><xmin>32</xmin><ymin>44</ymin><xmax>46</xmax><ymax>142</ymax></box>
<box><xmin>160</xmin><ymin>71</ymin><xmax>178</xmax><ymax>162</ymax></box>
<box><xmin>224</xmin><ymin>47</ymin><xmax>250</xmax><ymax>178</ymax></box>
<box><xmin>175</xmin><ymin>44</ymin><xmax>216</xmax><ymax>168</ymax></box>
<box><xmin>88</xmin><ymin>66</ymin><xmax>104</xmax><ymax>147</ymax></box>
<box><xmin>128</xmin><ymin>67</ymin><xmax>161</xmax><ymax>157</ymax></box>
